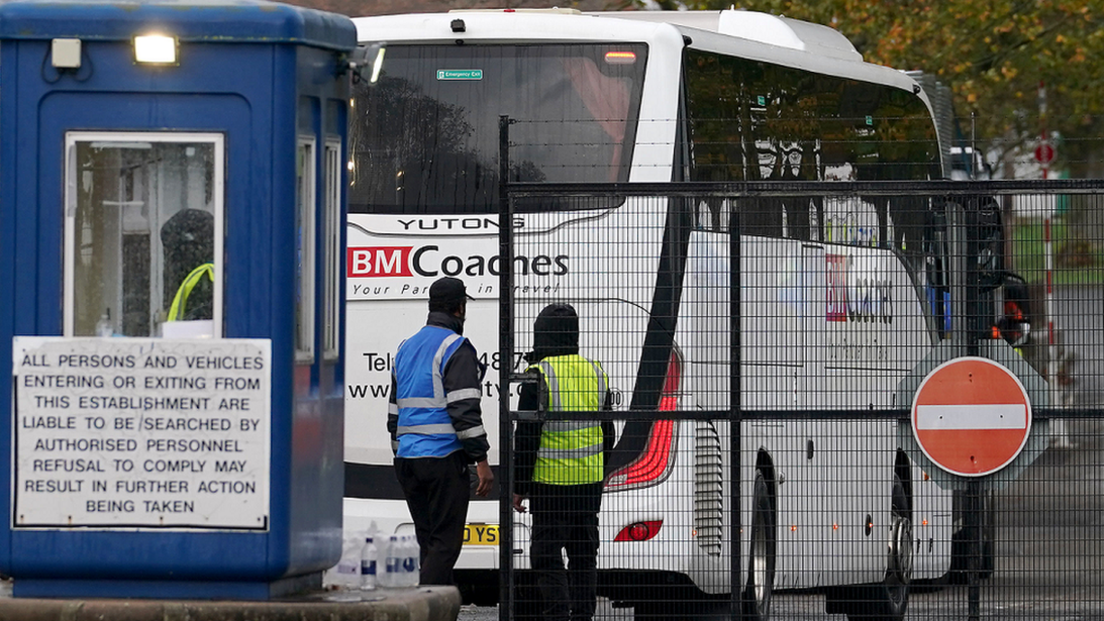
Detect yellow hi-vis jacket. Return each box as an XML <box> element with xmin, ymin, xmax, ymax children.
<box><xmin>529</xmin><ymin>354</ymin><xmax>608</xmax><ymax>485</ymax></box>
<box><xmin>167</xmin><ymin>262</ymin><xmax>214</xmax><ymax>322</ymax></box>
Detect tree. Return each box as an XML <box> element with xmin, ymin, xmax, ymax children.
<box><xmin>643</xmin><ymin>0</ymin><xmax>1104</xmax><ymax>178</ymax></box>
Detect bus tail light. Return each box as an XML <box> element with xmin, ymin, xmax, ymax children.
<box><xmin>614</xmin><ymin>520</ymin><xmax>662</xmax><ymax>542</ymax></box>
<box><xmin>605</xmin><ymin>350</ymin><xmax>680</xmax><ymax>492</ymax></box>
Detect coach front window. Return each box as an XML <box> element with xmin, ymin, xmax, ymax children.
<box><xmin>64</xmin><ymin>132</ymin><xmax>224</xmax><ymax>338</ymax></box>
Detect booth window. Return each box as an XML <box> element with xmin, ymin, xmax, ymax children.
<box><xmin>296</xmin><ymin>137</ymin><xmax>317</xmax><ymax>360</ymax></box>
<box><xmin>323</xmin><ymin>139</ymin><xmax>342</xmax><ymax>360</ymax></box>
<box><xmin>64</xmin><ymin>133</ymin><xmax>224</xmax><ymax>338</ymax></box>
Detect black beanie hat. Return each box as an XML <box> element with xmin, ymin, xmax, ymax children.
<box><xmin>531</xmin><ymin>304</ymin><xmax>579</xmax><ymax>361</ymax></box>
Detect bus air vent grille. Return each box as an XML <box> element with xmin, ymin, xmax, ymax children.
<box><xmin>694</xmin><ymin>420</ymin><xmax>723</xmax><ymax>556</ymax></box>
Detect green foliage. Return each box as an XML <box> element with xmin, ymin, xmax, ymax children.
<box><xmin>1012</xmin><ymin>220</ymin><xmax>1103</xmax><ymax>285</ymax></box>
<box><xmin>641</xmin><ymin>0</ymin><xmax>1104</xmax><ymax>176</ymax></box>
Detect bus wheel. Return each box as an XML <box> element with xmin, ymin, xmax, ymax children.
<box><xmin>744</xmin><ymin>471</ymin><xmax>776</xmax><ymax>620</ymax></box>
<box><xmin>826</xmin><ymin>474</ymin><xmax>911</xmax><ymax>621</ymax></box>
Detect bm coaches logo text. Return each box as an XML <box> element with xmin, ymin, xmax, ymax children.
<box><xmin>348</xmin><ymin>246</ymin><xmax>569</xmax><ymax>278</ymax></box>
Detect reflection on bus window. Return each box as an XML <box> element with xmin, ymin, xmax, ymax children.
<box><xmin>349</xmin><ymin>44</ymin><xmax>647</xmax><ymax>214</ymax></box>
<box><xmin>66</xmin><ymin>136</ymin><xmax>221</xmax><ymax>338</ymax></box>
<box><xmin>685</xmin><ymin>50</ymin><xmax>941</xmax><ymax>253</ymax></box>
<box><xmin>295</xmin><ymin>138</ymin><xmax>316</xmax><ymax>359</ymax></box>
<box><xmin>323</xmin><ymin>139</ymin><xmax>342</xmax><ymax>359</ymax></box>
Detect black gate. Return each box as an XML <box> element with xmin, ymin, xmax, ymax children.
<box><xmin>496</xmin><ymin>178</ymin><xmax>1104</xmax><ymax>620</ymax></box>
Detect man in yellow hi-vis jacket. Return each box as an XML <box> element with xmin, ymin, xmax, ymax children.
<box><xmin>167</xmin><ymin>262</ymin><xmax>214</xmax><ymax>322</ymax></box>
<box><xmin>513</xmin><ymin>304</ymin><xmax>614</xmax><ymax>621</ymax></box>
<box><xmin>161</xmin><ymin>208</ymin><xmax>214</xmax><ymax>323</ymax></box>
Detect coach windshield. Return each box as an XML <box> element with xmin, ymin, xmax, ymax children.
<box><xmin>349</xmin><ymin>43</ymin><xmax>647</xmax><ymax>214</ymax></box>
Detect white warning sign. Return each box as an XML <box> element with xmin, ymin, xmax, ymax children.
<box><xmin>11</xmin><ymin>337</ymin><xmax>271</xmax><ymax>530</ymax></box>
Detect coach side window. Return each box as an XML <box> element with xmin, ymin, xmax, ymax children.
<box><xmin>684</xmin><ymin>51</ymin><xmax>819</xmax><ymax>238</ymax></box>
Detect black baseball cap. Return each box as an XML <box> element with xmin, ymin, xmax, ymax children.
<box><xmin>428</xmin><ymin>276</ymin><xmax>474</xmax><ymax>304</ymax></box>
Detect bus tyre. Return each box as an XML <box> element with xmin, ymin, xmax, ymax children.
<box><xmin>744</xmin><ymin>471</ymin><xmax>776</xmax><ymax>620</ymax></box>
<box><xmin>826</xmin><ymin>474</ymin><xmax>911</xmax><ymax>621</ymax></box>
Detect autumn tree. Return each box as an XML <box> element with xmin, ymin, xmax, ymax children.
<box><xmin>644</xmin><ymin>0</ymin><xmax>1104</xmax><ymax>178</ymax></box>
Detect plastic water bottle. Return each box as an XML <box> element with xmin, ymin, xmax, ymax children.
<box><xmin>375</xmin><ymin>535</ymin><xmax>389</xmax><ymax>588</ymax></box>
<box><xmin>408</xmin><ymin>536</ymin><xmax>421</xmax><ymax>586</ymax></box>
<box><xmin>393</xmin><ymin>536</ymin><xmax>410</xmax><ymax>587</ymax></box>
<box><xmin>382</xmin><ymin>535</ymin><xmax>400</xmax><ymax>588</ymax></box>
<box><xmin>95</xmin><ymin>309</ymin><xmax>113</xmax><ymax>337</ymax></box>
<box><xmin>359</xmin><ymin>536</ymin><xmax>378</xmax><ymax>590</ymax></box>
<box><xmin>400</xmin><ymin>535</ymin><xmax>420</xmax><ymax>587</ymax></box>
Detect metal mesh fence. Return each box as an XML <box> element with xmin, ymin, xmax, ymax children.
<box><xmin>345</xmin><ymin>38</ymin><xmax>1104</xmax><ymax>618</ymax></box>
<box><xmin>496</xmin><ymin>180</ymin><xmax>1104</xmax><ymax>621</ymax></box>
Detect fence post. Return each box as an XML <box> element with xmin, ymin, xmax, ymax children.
<box><xmin>947</xmin><ymin>197</ymin><xmax>985</xmax><ymax>620</ymax></box>
<box><xmin>947</xmin><ymin>200</ymin><xmax>969</xmax><ymax>359</ymax></box>
<box><xmin>964</xmin><ymin>201</ymin><xmax>984</xmax><ymax>621</ymax></box>
<box><xmin>498</xmin><ymin>114</ymin><xmax>514</xmax><ymax>621</ymax></box>
<box><xmin>731</xmin><ymin>191</ymin><xmax>744</xmax><ymax>620</ymax></box>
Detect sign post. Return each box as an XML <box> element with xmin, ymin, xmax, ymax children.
<box><xmin>908</xmin><ymin>354</ymin><xmax>1034</xmax><ymax>621</ymax></box>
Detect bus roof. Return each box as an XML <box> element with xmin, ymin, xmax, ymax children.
<box><xmin>353</xmin><ymin>9</ymin><xmax>858</xmax><ymax>61</ymax></box>
<box><xmin>585</xmin><ymin>10</ymin><xmax>862</xmax><ymax>63</ymax></box>
<box><xmin>352</xmin><ymin>10</ymin><xmax>925</xmax><ymax>105</ymax></box>
<box><xmin>352</xmin><ymin>10</ymin><xmax>675</xmax><ymax>44</ymax></box>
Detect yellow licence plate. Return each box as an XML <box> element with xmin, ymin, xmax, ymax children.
<box><xmin>463</xmin><ymin>523</ymin><xmax>499</xmax><ymax>545</ymax></box>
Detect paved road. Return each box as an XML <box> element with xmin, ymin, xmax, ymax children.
<box><xmin>980</xmin><ymin>285</ymin><xmax>1104</xmax><ymax>620</ymax></box>
<box><xmin>460</xmin><ymin>583</ymin><xmax>1104</xmax><ymax>620</ymax></box>
<box><xmin>1053</xmin><ymin>284</ymin><xmax>1104</xmax><ymax>409</ymax></box>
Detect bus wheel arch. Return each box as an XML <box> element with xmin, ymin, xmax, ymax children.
<box><xmin>894</xmin><ymin>450</ymin><xmax>914</xmax><ymax>516</ymax></box>
<box><xmin>824</xmin><ymin>468</ymin><xmax>911</xmax><ymax>620</ymax></box>
<box><xmin>744</xmin><ymin>461</ymin><xmax>777</xmax><ymax>621</ymax></box>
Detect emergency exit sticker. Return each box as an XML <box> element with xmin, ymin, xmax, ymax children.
<box><xmin>437</xmin><ymin>69</ymin><xmax>483</xmax><ymax>80</ymax></box>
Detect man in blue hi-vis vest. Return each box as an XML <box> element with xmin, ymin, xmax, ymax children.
<box><xmin>388</xmin><ymin>277</ymin><xmax>494</xmax><ymax>586</ymax></box>
<box><xmin>513</xmin><ymin>304</ymin><xmax>613</xmax><ymax>621</ymax></box>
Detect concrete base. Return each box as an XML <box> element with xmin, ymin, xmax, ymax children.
<box><xmin>0</xmin><ymin>581</ymin><xmax>462</xmax><ymax>621</ymax></box>
<box><xmin>13</xmin><ymin>572</ymin><xmax>323</xmax><ymax>600</ymax></box>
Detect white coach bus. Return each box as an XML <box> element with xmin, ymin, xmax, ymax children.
<box><xmin>342</xmin><ymin>9</ymin><xmax>960</xmax><ymax>620</ymax></box>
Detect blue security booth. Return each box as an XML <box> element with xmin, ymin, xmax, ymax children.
<box><xmin>0</xmin><ymin>0</ymin><xmax>355</xmax><ymax>599</ymax></box>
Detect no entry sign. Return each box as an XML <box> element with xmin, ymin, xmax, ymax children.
<box><xmin>1035</xmin><ymin>143</ymin><xmax>1055</xmax><ymax>165</ymax></box>
<box><xmin>911</xmin><ymin>357</ymin><xmax>1032</xmax><ymax>477</ymax></box>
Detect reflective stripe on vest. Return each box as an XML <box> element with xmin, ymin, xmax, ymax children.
<box><xmin>167</xmin><ymin>262</ymin><xmax>214</xmax><ymax>322</ymax></box>
<box><xmin>394</xmin><ymin>328</ymin><xmax>465</xmax><ymax>458</ymax></box>
<box><xmin>531</xmin><ymin>355</ymin><xmax>607</xmax><ymax>485</ymax></box>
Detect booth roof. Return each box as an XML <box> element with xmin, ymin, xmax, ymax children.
<box><xmin>0</xmin><ymin>0</ymin><xmax>356</xmax><ymax>52</ymax></box>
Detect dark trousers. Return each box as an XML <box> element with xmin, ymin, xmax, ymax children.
<box><xmin>529</xmin><ymin>482</ymin><xmax>603</xmax><ymax>621</ymax></box>
<box><xmin>395</xmin><ymin>452</ymin><xmax>470</xmax><ymax>586</ymax></box>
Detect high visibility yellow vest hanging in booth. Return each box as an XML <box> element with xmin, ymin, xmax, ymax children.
<box><xmin>167</xmin><ymin>262</ymin><xmax>214</xmax><ymax>322</ymax></box>
<box><xmin>530</xmin><ymin>354</ymin><xmax>608</xmax><ymax>486</ymax></box>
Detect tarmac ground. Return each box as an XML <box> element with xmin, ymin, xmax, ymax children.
<box><xmin>0</xmin><ymin>579</ymin><xmax>461</xmax><ymax>621</ymax></box>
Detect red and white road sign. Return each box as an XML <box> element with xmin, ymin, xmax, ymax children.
<box><xmin>911</xmin><ymin>357</ymin><xmax>1032</xmax><ymax>477</ymax></box>
<box><xmin>1035</xmin><ymin>143</ymin><xmax>1055</xmax><ymax>165</ymax></box>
